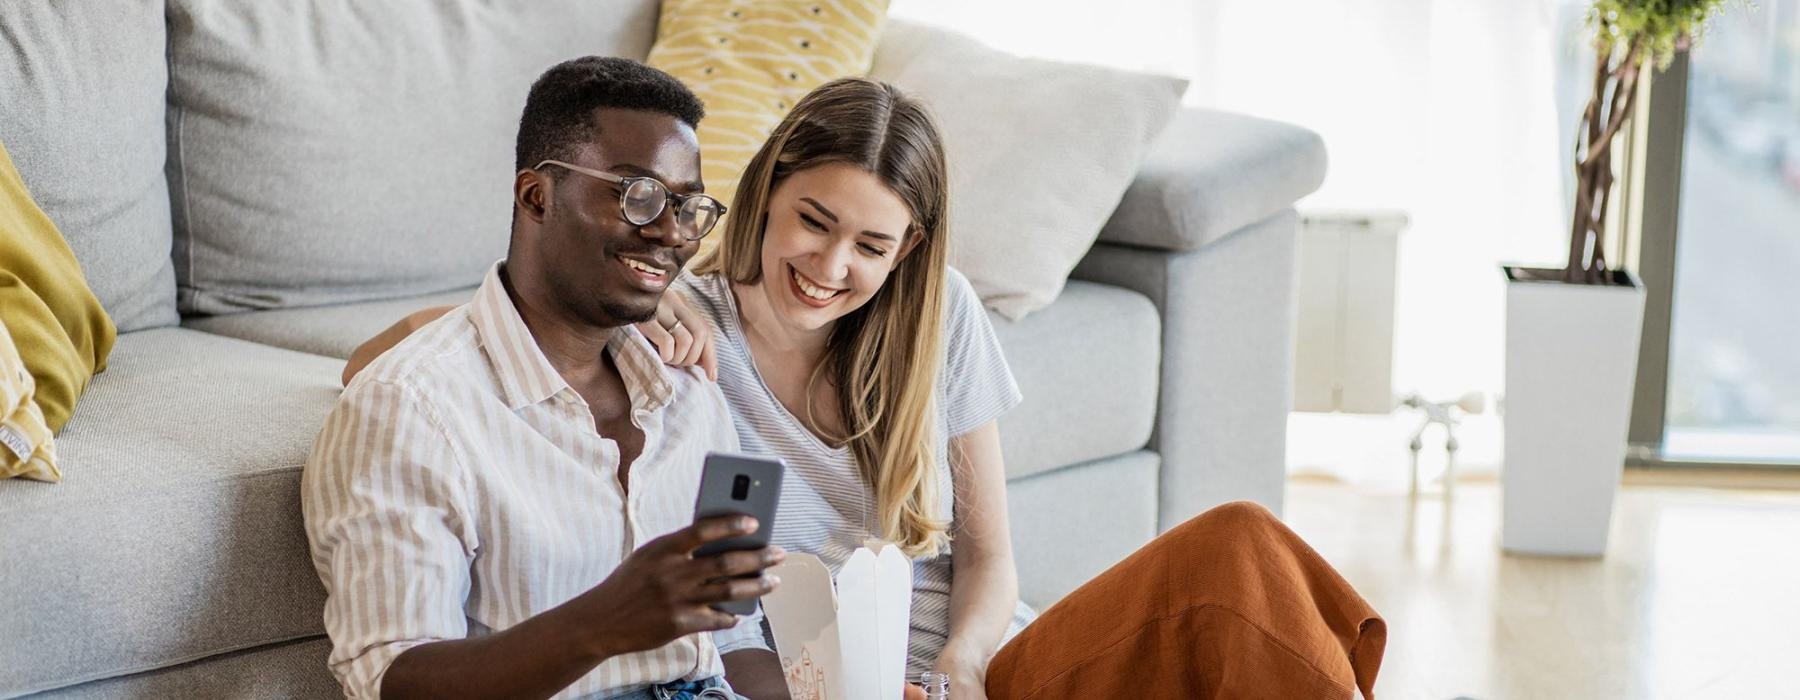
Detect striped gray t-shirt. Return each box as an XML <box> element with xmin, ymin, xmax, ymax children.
<box><xmin>686</xmin><ymin>267</ymin><xmax>1036</xmax><ymax>675</ymax></box>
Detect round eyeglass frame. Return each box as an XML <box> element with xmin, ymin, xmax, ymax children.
<box><xmin>534</xmin><ymin>159</ymin><xmax>725</xmax><ymax>240</ymax></box>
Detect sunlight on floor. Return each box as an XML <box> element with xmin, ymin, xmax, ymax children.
<box><xmin>1283</xmin><ymin>477</ymin><xmax>1800</xmax><ymax>700</ymax></box>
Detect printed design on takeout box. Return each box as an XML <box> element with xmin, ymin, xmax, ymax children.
<box><xmin>781</xmin><ymin>648</ymin><xmax>827</xmax><ymax>700</ymax></box>
<box><xmin>764</xmin><ymin>543</ymin><xmax>915</xmax><ymax>700</ymax></box>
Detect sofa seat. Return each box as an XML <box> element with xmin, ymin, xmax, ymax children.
<box><xmin>1006</xmin><ymin>450</ymin><xmax>1159</xmax><ymax>607</ymax></box>
<box><xmin>991</xmin><ymin>280</ymin><xmax>1159</xmax><ymax>480</ymax></box>
<box><xmin>0</xmin><ymin>329</ymin><xmax>340</xmax><ymax>697</ymax></box>
<box><xmin>181</xmin><ymin>286</ymin><xmax>478</xmax><ymax>360</ymax></box>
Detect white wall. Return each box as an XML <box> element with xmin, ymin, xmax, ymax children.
<box><xmin>890</xmin><ymin>0</ymin><xmax>1589</xmax><ymax>485</ymax></box>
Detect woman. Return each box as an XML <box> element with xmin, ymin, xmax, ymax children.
<box><xmin>347</xmin><ymin>78</ymin><xmax>1385</xmax><ymax>699</ymax></box>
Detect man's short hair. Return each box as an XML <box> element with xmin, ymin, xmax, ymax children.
<box><xmin>514</xmin><ymin>56</ymin><xmax>705</xmax><ymax>170</ymax></box>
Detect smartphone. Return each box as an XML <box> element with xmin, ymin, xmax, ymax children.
<box><xmin>692</xmin><ymin>452</ymin><xmax>785</xmax><ymax>615</ymax></box>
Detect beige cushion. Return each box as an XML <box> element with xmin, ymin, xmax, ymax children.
<box><xmin>870</xmin><ymin>20</ymin><xmax>1186</xmax><ymax>319</ymax></box>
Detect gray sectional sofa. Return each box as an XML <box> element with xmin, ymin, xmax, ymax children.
<box><xmin>0</xmin><ymin>2</ymin><xmax>1324</xmax><ymax>697</ymax></box>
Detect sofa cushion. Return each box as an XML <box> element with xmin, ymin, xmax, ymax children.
<box><xmin>183</xmin><ymin>286</ymin><xmax>476</xmax><ymax>360</ymax></box>
<box><xmin>0</xmin><ymin>0</ymin><xmax>178</xmax><ymax>332</ymax></box>
<box><xmin>646</xmin><ymin>0</ymin><xmax>891</xmax><ymax>253</ymax></box>
<box><xmin>1006</xmin><ymin>451</ymin><xmax>1158</xmax><ymax>608</ymax></box>
<box><xmin>1097</xmin><ymin>108</ymin><xmax>1327</xmax><ymax>252</ymax></box>
<box><xmin>0</xmin><ymin>329</ymin><xmax>340</xmax><ymax>697</ymax></box>
<box><xmin>870</xmin><ymin>19</ymin><xmax>1186</xmax><ymax>320</ymax></box>
<box><xmin>993</xmin><ymin>281</ymin><xmax>1159</xmax><ymax>480</ymax></box>
<box><xmin>0</xmin><ymin>138</ymin><xmax>119</xmax><ymax>437</ymax></box>
<box><xmin>32</xmin><ymin>636</ymin><xmax>336</xmax><ymax>700</ymax></box>
<box><xmin>166</xmin><ymin>0</ymin><xmax>659</xmax><ymax>315</ymax></box>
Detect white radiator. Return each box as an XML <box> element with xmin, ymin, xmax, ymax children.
<box><xmin>1292</xmin><ymin>210</ymin><xmax>1406</xmax><ymax>414</ymax></box>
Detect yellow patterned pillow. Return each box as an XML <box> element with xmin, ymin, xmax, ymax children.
<box><xmin>1</xmin><ymin>319</ymin><xmax>59</xmax><ymax>482</ymax></box>
<box><xmin>647</xmin><ymin>0</ymin><xmax>890</xmax><ymax>256</ymax></box>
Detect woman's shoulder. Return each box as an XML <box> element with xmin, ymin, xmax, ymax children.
<box><xmin>942</xmin><ymin>265</ymin><xmax>975</xmax><ymax>297</ymax></box>
<box><xmin>939</xmin><ymin>265</ymin><xmax>994</xmax><ymax>332</ymax></box>
<box><xmin>940</xmin><ymin>265</ymin><xmax>983</xmax><ymax>315</ymax></box>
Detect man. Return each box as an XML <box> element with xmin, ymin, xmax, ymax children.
<box><xmin>303</xmin><ymin>57</ymin><xmax>791</xmax><ymax>699</ymax></box>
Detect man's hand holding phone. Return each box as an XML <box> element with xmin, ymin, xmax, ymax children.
<box><xmin>571</xmin><ymin>515</ymin><xmax>784</xmax><ymax>659</ymax></box>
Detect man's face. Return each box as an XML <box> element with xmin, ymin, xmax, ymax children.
<box><xmin>527</xmin><ymin>108</ymin><xmax>703</xmax><ymax>327</ymax></box>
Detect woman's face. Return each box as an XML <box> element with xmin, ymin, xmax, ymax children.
<box><xmin>754</xmin><ymin>162</ymin><xmax>915</xmax><ymax>332</ymax></box>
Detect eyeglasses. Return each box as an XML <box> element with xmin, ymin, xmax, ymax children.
<box><xmin>535</xmin><ymin>159</ymin><xmax>726</xmax><ymax>241</ymax></box>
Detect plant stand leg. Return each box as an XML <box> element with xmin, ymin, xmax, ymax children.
<box><xmin>1444</xmin><ymin>433</ymin><xmax>1459</xmax><ymax>504</ymax></box>
<box><xmin>1408</xmin><ymin>431</ymin><xmax>1425</xmax><ymax>499</ymax></box>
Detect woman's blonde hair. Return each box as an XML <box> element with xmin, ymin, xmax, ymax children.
<box><xmin>694</xmin><ymin>78</ymin><xmax>952</xmax><ymax>558</ymax></box>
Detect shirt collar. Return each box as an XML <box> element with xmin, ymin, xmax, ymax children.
<box><xmin>470</xmin><ymin>261</ymin><xmax>677</xmax><ymax>414</ymax></box>
<box><xmin>607</xmin><ymin>324</ymin><xmax>678</xmax><ymax>415</ymax></box>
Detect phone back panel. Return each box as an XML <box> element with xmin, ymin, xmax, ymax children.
<box><xmin>693</xmin><ymin>453</ymin><xmax>785</xmax><ymax>558</ymax></box>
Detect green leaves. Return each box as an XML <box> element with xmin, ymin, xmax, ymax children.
<box><xmin>1589</xmin><ymin>0</ymin><xmax>1734</xmax><ymax>68</ymax></box>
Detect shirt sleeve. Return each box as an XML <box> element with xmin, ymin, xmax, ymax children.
<box><xmin>301</xmin><ymin>377</ymin><xmax>478</xmax><ymax>699</ymax></box>
<box><xmin>941</xmin><ymin>267</ymin><xmax>1024</xmax><ymax>438</ymax></box>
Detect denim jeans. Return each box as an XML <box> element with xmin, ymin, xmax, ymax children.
<box><xmin>600</xmin><ymin>675</ymin><xmax>741</xmax><ymax>700</ymax></box>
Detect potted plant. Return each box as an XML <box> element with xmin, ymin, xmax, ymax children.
<box><xmin>1502</xmin><ymin>0</ymin><xmax>1727</xmax><ymax>556</ymax></box>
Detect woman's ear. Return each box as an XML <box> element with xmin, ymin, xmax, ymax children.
<box><xmin>896</xmin><ymin>224</ymin><xmax>925</xmax><ymax>261</ymax></box>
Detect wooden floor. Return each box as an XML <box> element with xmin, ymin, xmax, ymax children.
<box><xmin>1283</xmin><ymin>476</ymin><xmax>1800</xmax><ymax>700</ymax></box>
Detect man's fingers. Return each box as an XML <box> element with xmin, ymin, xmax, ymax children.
<box><xmin>904</xmin><ymin>684</ymin><xmax>927</xmax><ymax>700</ymax></box>
<box><xmin>686</xmin><ymin>546</ymin><xmax>784</xmax><ymax>582</ymax></box>
<box><xmin>657</xmin><ymin>514</ymin><xmax>758</xmax><ymax>553</ymax></box>
<box><xmin>676</xmin><ymin>607</ymin><xmax>741</xmax><ymax>634</ymax></box>
<box><xmin>686</xmin><ymin>573</ymin><xmax>780</xmax><ymax>604</ymax></box>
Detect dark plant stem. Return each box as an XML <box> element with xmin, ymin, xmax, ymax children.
<box><xmin>1566</xmin><ymin>37</ymin><xmax>1644</xmax><ymax>285</ymax></box>
<box><xmin>1568</xmin><ymin>43</ymin><xmax>1611</xmax><ymax>282</ymax></box>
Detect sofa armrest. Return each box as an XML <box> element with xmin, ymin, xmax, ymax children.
<box><xmin>1098</xmin><ymin>108</ymin><xmax>1327</xmax><ymax>253</ymax></box>
<box><xmin>1072</xmin><ymin>211</ymin><xmax>1300</xmax><ymax>527</ymax></box>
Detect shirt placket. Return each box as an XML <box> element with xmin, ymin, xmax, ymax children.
<box><xmin>626</xmin><ymin>404</ymin><xmax>662</xmax><ymax>547</ymax></box>
<box><xmin>562</xmin><ymin>389</ymin><xmax>638</xmax><ymax>553</ymax></box>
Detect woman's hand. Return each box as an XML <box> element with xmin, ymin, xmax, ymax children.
<box><xmin>931</xmin><ymin>652</ymin><xmax>990</xmax><ymax>700</ymax></box>
<box><xmin>635</xmin><ymin>289</ymin><xmax>717</xmax><ymax>380</ymax></box>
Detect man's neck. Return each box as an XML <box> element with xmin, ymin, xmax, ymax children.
<box><xmin>501</xmin><ymin>265</ymin><xmax>617</xmax><ymax>387</ymax></box>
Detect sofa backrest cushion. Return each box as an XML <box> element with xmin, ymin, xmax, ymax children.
<box><xmin>644</xmin><ymin>0</ymin><xmax>891</xmax><ymax>261</ymax></box>
<box><xmin>167</xmin><ymin>0</ymin><xmax>660</xmax><ymax>315</ymax></box>
<box><xmin>0</xmin><ymin>0</ymin><xmax>179</xmax><ymax>332</ymax></box>
<box><xmin>869</xmin><ymin>20</ymin><xmax>1187</xmax><ymax>320</ymax></box>
<box><xmin>0</xmin><ymin>137</ymin><xmax>118</xmax><ymax>438</ymax></box>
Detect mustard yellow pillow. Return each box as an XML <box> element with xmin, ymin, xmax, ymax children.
<box><xmin>1</xmin><ymin>319</ymin><xmax>59</xmax><ymax>482</ymax></box>
<box><xmin>646</xmin><ymin>0</ymin><xmax>890</xmax><ymax>256</ymax></box>
<box><xmin>0</xmin><ymin>138</ymin><xmax>116</xmax><ymax>437</ymax></box>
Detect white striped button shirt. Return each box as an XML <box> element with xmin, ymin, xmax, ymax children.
<box><xmin>302</xmin><ymin>262</ymin><xmax>752</xmax><ymax>699</ymax></box>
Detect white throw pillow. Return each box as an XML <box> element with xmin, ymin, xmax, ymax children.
<box><xmin>869</xmin><ymin>20</ymin><xmax>1187</xmax><ymax>319</ymax></box>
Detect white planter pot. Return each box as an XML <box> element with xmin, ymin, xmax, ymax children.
<box><xmin>1501</xmin><ymin>267</ymin><xmax>1646</xmax><ymax>557</ymax></box>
